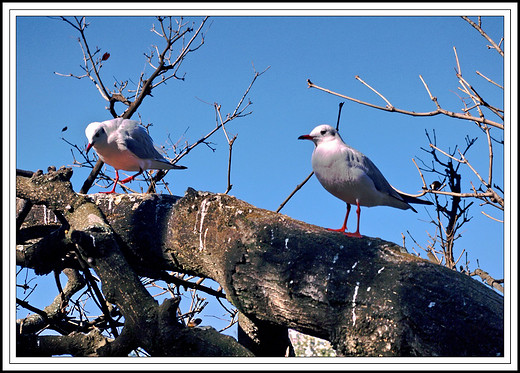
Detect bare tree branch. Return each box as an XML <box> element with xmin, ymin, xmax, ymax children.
<box><xmin>123</xmin><ymin>17</ymin><xmax>209</xmax><ymax>120</ymax></box>
<box><xmin>307</xmin><ymin>79</ymin><xmax>503</xmax><ymax>130</ymax></box>
<box><xmin>476</xmin><ymin>70</ymin><xmax>503</xmax><ymax>89</ymax></box>
<box><xmin>16</xmin><ymin>174</ymin><xmax>504</xmax><ymax>356</ymax></box>
<box><xmin>145</xmin><ymin>65</ymin><xmax>269</xmax><ymax>193</ymax></box>
<box><xmin>461</xmin><ymin>16</ymin><xmax>504</xmax><ymax>57</ymax></box>
<box><xmin>17</xmin><ymin>168</ymin><xmax>253</xmax><ymax>357</ymax></box>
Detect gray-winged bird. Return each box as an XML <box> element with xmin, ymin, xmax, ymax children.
<box><xmin>299</xmin><ymin>124</ymin><xmax>432</xmax><ymax>238</ymax></box>
<box><xmin>85</xmin><ymin>118</ymin><xmax>186</xmax><ymax>194</ymax></box>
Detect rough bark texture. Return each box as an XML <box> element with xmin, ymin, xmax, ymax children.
<box><xmin>16</xmin><ymin>169</ymin><xmax>253</xmax><ymax>357</ymax></box>
<box><xmin>237</xmin><ymin>312</ymin><xmax>295</xmax><ymax>357</ymax></box>
<box><xmin>16</xmin><ymin>168</ymin><xmax>504</xmax><ymax>357</ymax></box>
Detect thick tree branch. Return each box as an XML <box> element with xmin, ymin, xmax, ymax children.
<box><xmin>16</xmin><ymin>168</ymin><xmax>252</xmax><ymax>357</ymax></box>
<box><xmin>17</xmin><ymin>169</ymin><xmax>504</xmax><ymax>356</ymax></box>
<box><xmin>17</xmin><ymin>329</ymin><xmax>112</xmax><ymax>357</ymax></box>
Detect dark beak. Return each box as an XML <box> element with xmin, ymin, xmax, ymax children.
<box><xmin>298</xmin><ymin>134</ymin><xmax>313</xmax><ymax>140</ymax></box>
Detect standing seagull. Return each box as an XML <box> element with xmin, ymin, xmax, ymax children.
<box><xmin>85</xmin><ymin>118</ymin><xmax>187</xmax><ymax>194</ymax></box>
<box><xmin>298</xmin><ymin>124</ymin><xmax>431</xmax><ymax>238</ymax></box>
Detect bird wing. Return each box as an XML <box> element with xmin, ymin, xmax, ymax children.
<box><xmin>119</xmin><ymin>120</ymin><xmax>166</xmax><ymax>161</ymax></box>
<box><xmin>358</xmin><ymin>152</ymin><xmax>406</xmax><ymax>202</ymax></box>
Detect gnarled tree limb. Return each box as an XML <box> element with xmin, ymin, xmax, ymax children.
<box><xmin>16</xmin><ymin>168</ymin><xmax>253</xmax><ymax>357</ymax></box>
<box><xmin>16</xmin><ymin>168</ymin><xmax>503</xmax><ymax>357</ymax></box>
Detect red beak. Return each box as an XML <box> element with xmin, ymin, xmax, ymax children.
<box><xmin>86</xmin><ymin>143</ymin><xmax>93</xmax><ymax>154</ymax></box>
<box><xmin>298</xmin><ymin>134</ymin><xmax>313</xmax><ymax>140</ymax></box>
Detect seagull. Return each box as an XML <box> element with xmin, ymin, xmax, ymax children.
<box><xmin>298</xmin><ymin>124</ymin><xmax>432</xmax><ymax>238</ymax></box>
<box><xmin>85</xmin><ymin>118</ymin><xmax>186</xmax><ymax>194</ymax></box>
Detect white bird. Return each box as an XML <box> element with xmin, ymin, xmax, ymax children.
<box><xmin>85</xmin><ymin>118</ymin><xmax>186</xmax><ymax>194</ymax></box>
<box><xmin>298</xmin><ymin>124</ymin><xmax>432</xmax><ymax>238</ymax></box>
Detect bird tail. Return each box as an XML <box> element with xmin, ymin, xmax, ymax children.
<box><xmin>150</xmin><ymin>159</ymin><xmax>187</xmax><ymax>170</ymax></box>
<box><xmin>398</xmin><ymin>193</ymin><xmax>433</xmax><ymax>213</ymax></box>
<box><xmin>168</xmin><ymin>163</ymin><xmax>187</xmax><ymax>170</ymax></box>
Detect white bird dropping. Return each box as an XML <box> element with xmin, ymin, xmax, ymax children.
<box><xmin>298</xmin><ymin>124</ymin><xmax>432</xmax><ymax>238</ymax></box>
<box><xmin>85</xmin><ymin>118</ymin><xmax>187</xmax><ymax>194</ymax></box>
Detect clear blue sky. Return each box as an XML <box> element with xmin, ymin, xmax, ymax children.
<box><xmin>11</xmin><ymin>7</ymin><xmax>512</xmax><ymax>347</ymax></box>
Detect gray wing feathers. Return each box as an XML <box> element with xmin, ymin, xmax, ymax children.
<box><xmin>359</xmin><ymin>154</ymin><xmax>405</xmax><ymax>201</ymax></box>
<box><xmin>120</xmin><ymin>120</ymin><xmax>167</xmax><ymax>162</ymax></box>
<box><xmin>361</xmin><ymin>154</ymin><xmax>432</xmax><ymax>210</ymax></box>
<box><xmin>348</xmin><ymin>147</ymin><xmax>430</xmax><ymax>210</ymax></box>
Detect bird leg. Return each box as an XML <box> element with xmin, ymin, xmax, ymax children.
<box><xmin>327</xmin><ymin>202</ymin><xmax>363</xmax><ymax>238</ymax></box>
<box><xmin>119</xmin><ymin>169</ymin><xmax>143</xmax><ymax>184</ymax></box>
<box><xmin>100</xmin><ymin>170</ymin><xmax>120</xmax><ymax>194</ymax></box>
<box><xmin>345</xmin><ymin>201</ymin><xmax>362</xmax><ymax>238</ymax></box>
<box><xmin>99</xmin><ymin>169</ymin><xmax>143</xmax><ymax>194</ymax></box>
<box><xmin>327</xmin><ymin>203</ymin><xmax>351</xmax><ymax>233</ymax></box>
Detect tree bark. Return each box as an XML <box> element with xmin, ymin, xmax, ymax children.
<box><xmin>16</xmin><ymin>168</ymin><xmax>253</xmax><ymax>357</ymax></box>
<box><xmin>237</xmin><ymin>312</ymin><xmax>295</xmax><ymax>357</ymax></box>
<box><xmin>16</xmin><ymin>168</ymin><xmax>503</xmax><ymax>357</ymax></box>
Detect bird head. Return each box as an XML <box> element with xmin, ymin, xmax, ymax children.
<box><xmin>85</xmin><ymin>122</ymin><xmax>107</xmax><ymax>153</ymax></box>
<box><xmin>298</xmin><ymin>124</ymin><xmax>342</xmax><ymax>146</ymax></box>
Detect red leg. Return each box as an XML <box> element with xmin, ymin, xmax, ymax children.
<box><xmin>346</xmin><ymin>200</ymin><xmax>362</xmax><ymax>238</ymax></box>
<box><xmin>101</xmin><ymin>170</ymin><xmax>120</xmax><ymax>194</ymax></box>
<box><xmin>327</xmin><ymin>203</ymin><xmax>351</xmax><ymax>233</ymax></box>
<box><xmin>120</xmin><ymin>169</ymin><xmax>143</xmax><ymax>184</ymax></box>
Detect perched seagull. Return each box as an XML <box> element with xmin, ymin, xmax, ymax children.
<box><xmin>85</xmin><ymin>118</ymin><xmax>187</xmax><ymax>194</ymax></box>
<box><xmin>298</xmin><ymin>124</ymin><xmax>432</xmax><ymax>238</ymax></box>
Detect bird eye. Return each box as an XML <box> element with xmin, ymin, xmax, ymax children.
<box><xmin>95</xmin><ymin>132</ymin><xmax>100</xmax><ymax>138</ymax></box>
<box><xmin>320</xmin><ymin>130</ymin><xmax>327</xmax><ymax>135</ymax></box>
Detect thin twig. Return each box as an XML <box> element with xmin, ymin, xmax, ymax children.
<box><xmin>216</xmin><ymin>103</ymin><xmax>239</xmax><ymax>195</ymax></box>
<box><xmin>276</xmin><ymin>101</ymin><xmax>345</xmax><ymax>212</ymax></box>
<box><xmin>457</xmin><ymin>149</ymin><xmax>489</xmax><ymax>188</ymax></box>
<box><xmin>480</xmin><ymin>210</ymin><xmax>504</xmax><ymax>223</ymax></box>
<box><xmin>169</xmin><ymin>67</ymin><xmax>268</xmax><ymax>167</ymax></box>
<box><xmin>355</xmin><ymin>75</ymin><xmax>393</xmax><ymax>109</ymax></box>
<box><xmin>225</xmin><ymin>135</ymin><xmax>237</xmax><ymax>194</ymax></box>
<box><xmin>124</xmin><ymin>17</ymin><xmax>209</xmax><ymax>119</ymax></box>
<box><xmin>461</xmin><ymin>16</ymin><xmax>504</xmax><ymax>57</ymax></box>
<box><xmin>158</xmin><ymin>272</ymin><xmax>226</xmax><ymax>299</ymax></box>
<box><xmin>453</xmin><ymin>47</ymin><xmax>462</xmax><ymax>75</ymax></box>
<box><xmin>476</xmin><ymin>70</ymin><xmax>503</xmax><ymax>89</ymax></box>
<box><xmin>276</xmin><ymin>171</ymin><xmax>314</xmax><ymax>213</ymax></box>
<box><xmin>419</xmin><ymin>75</ymin><xmax>441</xmax><ymax>110</ymax></box>
<box><xmin>412</xmin><ymin>158</ymin><xmax>428</xmax><ymax>189</ymax></box>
